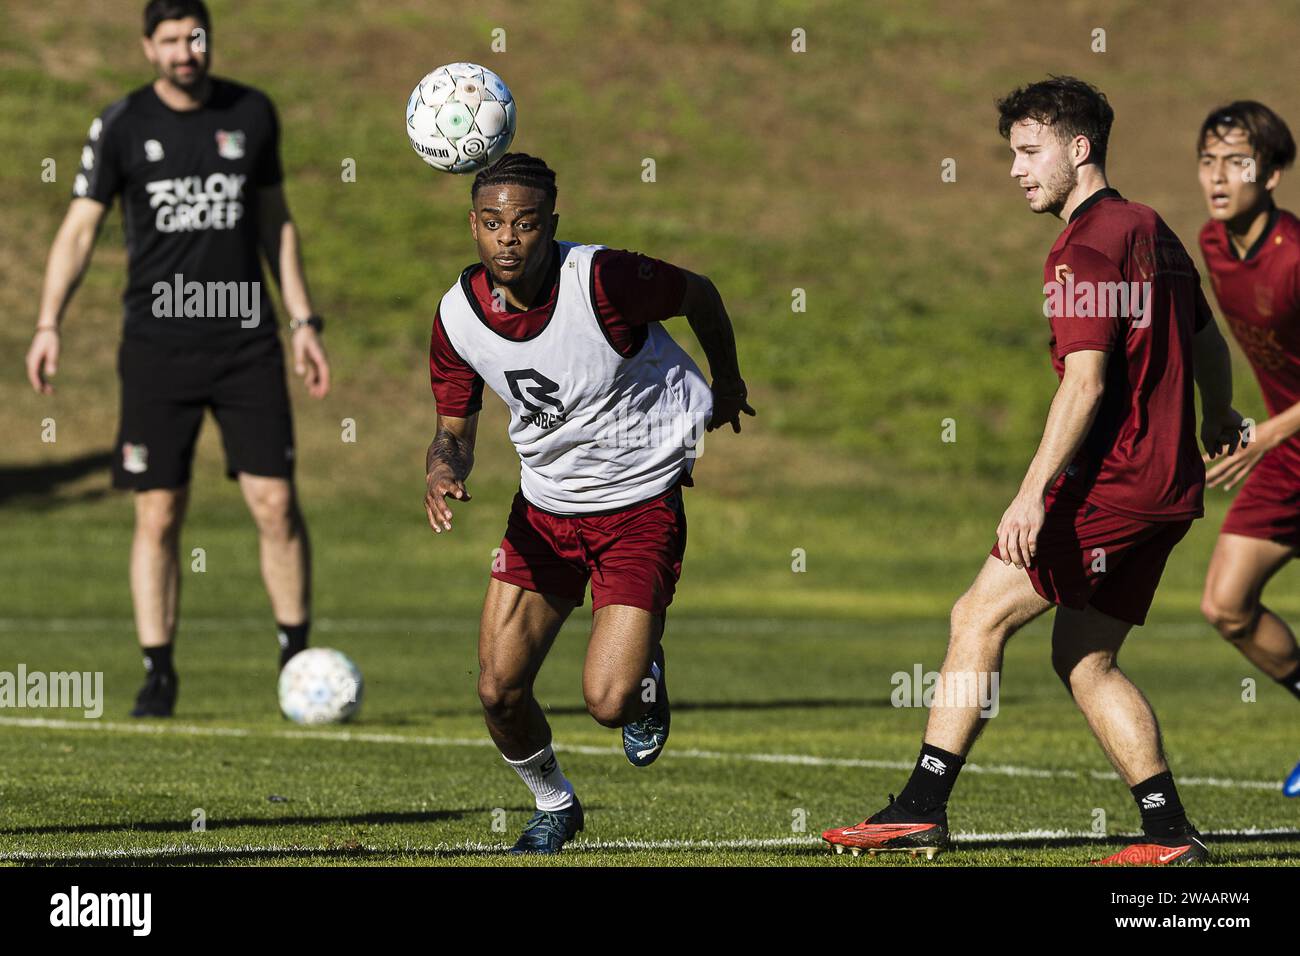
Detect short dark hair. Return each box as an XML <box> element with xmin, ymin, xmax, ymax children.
<box><xmin>997</xmin><ymin>75</ymin><xmax>1115</xmax><ymax>167</ymax></box>
<box><xmin>1198</xmin><ymin>100</ymin><xmax>1296</xmax><ymax>173</ymax></box>
<box><xmin>143</xmin><ymin>0</ymin><xmax>210</xmax><ymax>37</ymax></box>
<box><xmin>471</xmin><ymin>153</ymin><xmax>558</xmax><ymax>208</ymax></box>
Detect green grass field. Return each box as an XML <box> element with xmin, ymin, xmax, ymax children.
<box><xmin>3</xmin><ymin>0</ymin><xmax>1300</xmax><ymax>867</ymax></box>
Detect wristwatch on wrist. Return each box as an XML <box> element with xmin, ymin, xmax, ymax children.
<box><xmin>289</xmin><ymin>315</ymin><xmax>324</xmax><ymax>333</ymax></box>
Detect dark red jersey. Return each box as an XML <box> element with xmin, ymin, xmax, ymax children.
<box><xmin>429</xmin><ymin>243</ymin><xmax>687</xmax><ymax>417</ymax></box>
<box><xmin>1042</xmin><ymin>189</ymin><xmax>1210</xmax><ymax>521</ymax></box>
<box><xmin>1199</xmin><ymin>206</ymin><xmax>1300</xmax><ymax>475</ymax></box>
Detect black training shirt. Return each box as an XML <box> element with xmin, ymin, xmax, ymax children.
<box><xmin>74</xmin><ymin>77</ymin><xmax>282</xmax><ymax>344</ymax></box>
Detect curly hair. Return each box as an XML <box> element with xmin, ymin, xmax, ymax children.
<box><xmin>997</xmin><ymin>75</ymin><xmax>1114</xmax><ymax>167</ymax></box>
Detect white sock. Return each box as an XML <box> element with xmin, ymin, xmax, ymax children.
<box><xmin>504</xmin><ymin>744</ymin><xmax>575</xmax><ymax>811</ymax></box>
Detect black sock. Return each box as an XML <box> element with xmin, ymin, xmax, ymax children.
<box><xmin>1277</xmin><ymin>663</ymin><xmax>1300</xmax><ymax>703</ymax></box>
<box><xmin>143</xmin><ymin>644</ymin><xmax>174</xmax><ymax>677</ymax></box>
<box><xmin>277</xmin><ymin>621</ymin><xmax>309</xmax><ymax>664</ymax></box>
<box><xmin>896</xmin><ymin>743</ymin><xmax>964</xmax><ymax>815</ymax></box>
<box><xmin>1132</xmin><ymin>771</ymin><xmax>1190</xmax><ymax>837</ymax></box>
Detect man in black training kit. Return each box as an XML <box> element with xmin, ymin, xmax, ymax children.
<box><xmin>24</xmin><ymin>0</ymin><xmax>331</xmax><ymax>716</ymax></box>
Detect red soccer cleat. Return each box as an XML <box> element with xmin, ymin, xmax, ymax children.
<box><xmin>822</xmin><ymin>794</ymin><xmax>950</xmax><ymax>860</ymax></box>
<box><xmin>1092</xmin><ymin>829</ymin><xmax>1209</xmax><ymax>866</ymax></box>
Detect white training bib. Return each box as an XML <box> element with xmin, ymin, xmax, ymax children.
<box><xmin>437</xmin><ymin>242</ymin><xmax>713</xmax><ymax>514</ymax></box>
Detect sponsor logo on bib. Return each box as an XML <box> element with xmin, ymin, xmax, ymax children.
<box><xmin>504</xmin><ymin>368</ymin><xmax>568</xmax><ymax>428</ymax></box>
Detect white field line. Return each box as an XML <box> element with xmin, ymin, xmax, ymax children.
<box><xmin>4</xmin><ymin>828</ymin><xmax>1300</xmax><ymax>862</ymax></box>
<box><xmin>0</xmin><ymin>715</ymin><xmax>1283</xmax><ymax>792</ymax></box>
<box><xmin>0</xmin><ymin>617</ymin><xmax>857</xmax><ymax>634</ymax></box>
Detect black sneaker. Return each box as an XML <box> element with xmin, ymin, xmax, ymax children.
<box><xmin>130</xmin><ymin>670</ymin><xmax>178</xmax><ymax>718</ymax></box>
<box><xmin>509</xmin><ymin>798</ymin><xmax>585</xmax><ymax>855</ymax></box>
<box><xmin>623</xmin><ymin>645</ymin><xmax>670</xmax><ymax>767</ymax></box>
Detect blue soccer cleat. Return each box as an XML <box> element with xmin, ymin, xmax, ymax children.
<box><xmin>1285</xmin><ymin>759</ymin><xmax>1300</xmax><ymax>797</ymax></box>
<box><xmin>623</xmin><ymin>646</ymin><xmax>670</xmax><ymax>767</ymax></box>
<box><xmin>509</xmin><ymin>798</ymin><xmax>584</xmax><ymax>855</ymax></box>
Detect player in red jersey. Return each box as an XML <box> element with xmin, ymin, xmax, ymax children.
<box><xmin>823</xmin><ymin>77</ymin><xmax>1244</xmax><ymax>865</ymax></box>
<box><xmin>423</xmin><ymin>154</ymin><xmax>753</xmax><ymax>854</ymax></box>
<box><xmin>1194</xmin><ymin>101</ymin><xmax>1300</xmax><ymax>795</ymax></box>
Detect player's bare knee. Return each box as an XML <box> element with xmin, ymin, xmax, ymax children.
<box><xmin>584</xmin><ymin>686</ymin><xmax>638</xmax><ymax>728</ymax></box>
<box><xmin>134</xmin><ymin>493</ymin><xmax>185</xmax><ymax>542</ymax></box>
<box><xmin>477</xmin><ymin>671</ymin><xmax>527</xmax><ymax>721</ymax></box>
<box><xmin>1200</xmin><ymin>593</ymin><xmax>1256</xmax><ymax>642</ymax></box>
<box><xmin>950</xmin><ymin>594</ymin><xmax>1008</xmax><ymax>648</ymax></box>
<box><xmin>1054</xmin><ymin>648</ymin><xmax>1115</xmax><ymax>694</ymax></box>
<box><xmin>249</xmin><ymin>486</ymin><xmax>297</xmax><ymax>540</ymax></box>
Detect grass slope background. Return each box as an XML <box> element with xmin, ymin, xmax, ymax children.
<box><xmin>1</xmin><ymin>0</ymin><xmax>1299</xmax><ymax>865</ymax></box>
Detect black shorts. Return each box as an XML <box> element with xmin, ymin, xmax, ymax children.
<box><xmin>113</xmin><ymin>335</ymin><xmax>295</xmax><ymax>491</ymax></box>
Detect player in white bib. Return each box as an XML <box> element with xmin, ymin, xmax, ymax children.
<box><xmin>423</xmin><ymin>154</ymin><xmax>754</xmax><ymax>853</ymax></box>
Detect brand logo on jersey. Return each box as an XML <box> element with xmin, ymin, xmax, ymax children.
<box><xmin>1141</xmin><ymin>792</ymin><xmax>1166</xmax><ymax>809</ymax></box>
<box><xmin>504</xmin><ymin>368</ymin><xmax>567</xmax><ymax>428</ymax></box>
<box><xmin>145</xmin><ymin>173</ymin><xmax>246</xmax><ymax>233</ymax></box>
<box><xmin>144</xmin><ymin>139</ymin><xmax>164</xmax><ymax>162</ymax></box>
<box><xmin>122</xmin><ymin>443</ymin><xmax>148</xmax><ymax>474</ymax></box>
<box><xmin>920</xmin><ymin>754</ymin><xmax>947</xmax><ymax>776</ymax></box>
<box><xmin>215</xmin><ymin>129</ymin><xmax>246</xmax><ymax>160</ymax></box>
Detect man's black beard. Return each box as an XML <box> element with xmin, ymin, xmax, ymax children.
<box><xmin>166</xmin><ymin>66</ymin><xmax>208</xmax><ymax>92</ymax></box>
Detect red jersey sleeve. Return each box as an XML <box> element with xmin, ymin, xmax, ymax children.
<box><xmin>592</xmin><ymin>249</ymin><xmax>688</xmax><ymax>355</ymax></box>
<box><xmin>1048</xmin><ymin>243</ymin><xmax>1127</xmax><ymax>358</ymax></box>
<box><xmin>429</xmin><ymin>309</ymin><xmax>484</xmax><ymax>417</ymax></box>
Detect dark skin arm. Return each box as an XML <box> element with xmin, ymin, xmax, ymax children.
<box><xmin>677</xmin><ymin>270</ymin><xmax>756</xmax><ymax>432</ymax></box>
<box><xmin>424</xmin><ymin>411</ymin><xmax>479</xmax><ymax>533</ymax></box>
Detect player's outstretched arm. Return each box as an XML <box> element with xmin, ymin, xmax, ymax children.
<box><xmin>678</xmin><ymin>270</ymin><xmax>756</xmax><ymax>433</ymax></box>
<box><xmin>424</xmin><ymin>411</ymin><xmax>478</xmax><ymax>534</ymax></box>
<box><xmin>1191</xmin><ymin>318</ymin><xmax>1245</xmax><ymax>464</ymax></box>
<box><xmin>25</xmin><ymin>198</ymin><xmax>106</xmax><ymax>394</ymax></box>
<box><xmin>258</xmin><ymin>184</ymin><xmax>331</xmax><ymax>398</ymax></box>
<box><xmin>998</xmin><ymin>349</ymin><xmax>1108</xmax><ymax>569</ymax></box>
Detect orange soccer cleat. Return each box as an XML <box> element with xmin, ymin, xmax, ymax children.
<box><xmin>1092</xmin><ymin>829</ymin><xmax>1209</xmax><ymax>866</ymax></box>
<box><xmin>822</xmin><ymin>795</ymin><xmax>950</xmax><ymax>860</ymax></box>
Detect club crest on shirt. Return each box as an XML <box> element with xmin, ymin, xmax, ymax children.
<box><xmin>122</xmin><ymin>442</ymin><xmax>149</xmax><ymax>474</ymax></box>
<box><xmin>144</xmin><ymin>139</ymin><xmax>165</xmax><ymax>162</ymax></box>
<box><xmin>215</xmin><ymin>129</ymin><xmax>246</xmax><ymax>160</ymax></box>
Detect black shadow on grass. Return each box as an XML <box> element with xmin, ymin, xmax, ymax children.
<box><xmin>0</xmin><ymin>452</ymin><xmax>113</xmax><ymax>506</ymax></box>
<box><xmin>958</xmin><ymin>831</ymin><xmax>1300</xmax><ymax>853</ymax></box>
<box><xmin>0</xmin><ymin>806</ymin><xmax>514</xmax><ymax>837</ymax></box>
<box><xmin>429</xmin><ymin>697</ymin><xmax>963</xmax><ymax>718</ymax></box>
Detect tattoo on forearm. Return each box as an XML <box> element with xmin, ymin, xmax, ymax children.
<box><xmin>426</xmin><ymin>427</ymin><xmax>473</xmax><ymax>481</ymax></box>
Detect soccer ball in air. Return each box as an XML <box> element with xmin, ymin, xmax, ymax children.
<box><xmin>406</xmin><ymin>62</ymin><xmax>516</xmax><ymax>173</ymax></box>
<box><xmin>278</xmin><ymin>648</ymin><xmax>364</xmax><ymax>725</ymax></box>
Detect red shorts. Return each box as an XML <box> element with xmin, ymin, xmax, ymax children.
<box><xmin>1220</xmin><ymin>453</ymin><xmax>1300</xmax><ymax>549</ymax></box>
<box><xmin>491</xmin><ymin>484</ymin><xmax>688</xmax><ymax>615</ymax></box>
<box><xmin>990</xmin><ymin>492</ymin><xmax>1193</xmax><ymax>626</ymax></box>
